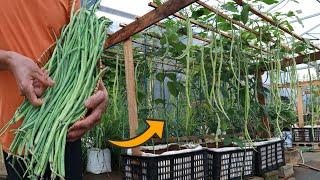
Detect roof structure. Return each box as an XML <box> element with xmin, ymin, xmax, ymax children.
<box><xmin>98</xmin><ymin>0</ymin><xmax>320</xmax><ymax>81</ymax></box>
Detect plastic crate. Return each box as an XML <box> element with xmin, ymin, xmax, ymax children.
<box><xmin>121</xmin><ymin>149</ymin><xmax>207</xmax><ymax>180</ymax></box>
<box><xmin>254</xmin><ymin>139</ymin><xmax>285</xmax><ymax>175</ymax></box>
<box><xmin>312</xmin><ymin>128</ymin><xmax>320</xmax><ymax>142</ymax></box>
<box><xmin>292</xmin><ymin>128</ymin><xmax>312</xmax><ymax>142</ymax></box>
<box><xmin>207</xmin><ymin>147</ymin><xmax>255</xmax><ymax>180</ymax></box>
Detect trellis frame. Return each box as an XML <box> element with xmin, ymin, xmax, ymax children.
<box><xmin>104</xmin><ymin>0</ymin><xmax>320</xmax><ymax>155</ymax></box>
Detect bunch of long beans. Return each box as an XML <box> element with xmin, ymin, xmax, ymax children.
<box><xmin>0</xmin><ymin>4</ymin><xmax>109</xmax><ymax>179</ymax></box>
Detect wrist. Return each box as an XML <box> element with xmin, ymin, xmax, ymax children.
<box><xmin>0</xmin><ymin>51</ymin><xmax>17</xmax><ymax>71</ymax></box>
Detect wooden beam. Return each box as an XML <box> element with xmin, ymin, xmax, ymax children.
<box><xmin>123</xmin><ymin>38</ymin><xmax>141</xmax><ymax>155</ymax></box>
<box><xmin>234</xmin><ymin>0</ymin><xmax>320</xmax><ymax>51</ymax></box>
<box><xmin>260</xmin><ymin>51</ymin><xmax>320</xmax><ymax>72</ymax></box>
<box><xmin>305</xmin><ymin>90</ymin><xmax>320</xmax><ymax>95</ymax></box>
<box><xmin>297</xmin><ymin>87</ymin><xmax>304</xmax><ymax>128</ymax></box>
<box><xmin>105</xmin><ymin>0</ymin><xmax>197</xmax><ymax>48</ymax></box>
<box><xmin>282</xmin><ymin>51</ymin><xmax>320</xmax><ymax>67</ymax></box>
<box><xmin>278</xmin><ymin>80</ymin><xmax>320</xmax><ymax>88</ymax></box>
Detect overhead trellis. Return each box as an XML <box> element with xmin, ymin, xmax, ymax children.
<box><xmin>102</xmin><ymin>0</ymin><xmax>320</xmax><ymax>155</ymax></box>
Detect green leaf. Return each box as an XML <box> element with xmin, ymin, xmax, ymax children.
<box><xmin>295</xmin><ymin>44</ymin><xmax>306</xmax><ymax>53</ymax></box>
<box><xmin>222</xmin><ymin>2</ymin><xmax>238</xmax><ymax>13</ymax></box>
<box><xmin>282</xmin><ymin>20</ymin><xmax>294</xmax><ymax>31</ymax></box>
<box><xmin>240</xmin><ymin>3</ymin><xmax>250</xmax><ymax>24</ymax></box>
<box><xmin>287</xmin><ymin>11</ymin><xmax>295</xmax><ymax>17</ymax></box>
<box><xmin>233</xmin><ymin>137</ymin><xmax>245</xmax><ymax>149</ymax></box>
<box><xmin>154</xmin><ymin>98</ymin><xmax>165</xmax><ymax>105</ymax></box>
<box><xmin>223</xmin><ymin>136</ymin><xmax>233</xmax><ymax>146</ymax></box>
<box><xmin>156</xmin><ymin>73</ymin><xmax>165</xmax><ymax>82</ymax></box>
<box><xmin>232</xmin><ymin>14</ymin><xmax>241</xmax><ymax>21</ymax></box>
<box><xmin>191</xmin><ymin>8</ymin><xmax>211</xmax><ymax>19</ymax></box>
<box><xmin>167</xmin><ymin>73</ymin><xmax>177</xmax><ymax>81</ymax></box>
<box><xmin>153</xmin><ymin>0</ymin><xmax>162</xmax><ymax>6</ymax></box>
<box><xmin>167</xmin><ymin>81</ymin><xmax>179</xmax><ymax>97</ymax></box>
<box><xmin>261</xmin><ymin>0</ymin><xmax>279</xmax><ymax>5</ymax></box>
<box><xmin>216</xmin><ymin>15</ymin><xmax>226</xmax><ymax>23</ymax></box>
<box><xmin>218</xmin><ymin>22</ymin><xmax>238</xmax><ymax>31</ymax></box>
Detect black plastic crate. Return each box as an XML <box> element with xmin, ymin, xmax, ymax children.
<box><xmin>254</xmin><ymin>139</ymin><xmax>285</xmax><ymax>175</ymax></box>
<box><xmin>292</xmin><ymin>128</ymin><xmax>312</xmax><ymax>142</ymax></box>
<box><xmin>207</xmin><ymin>147</ymin><xmax>255</xmax><ymax>180</ymax></box>
<box><xmin>312</xmin><ymin>128</ymin><xmax>320</xmax><ymax>142</ymax></box>
<box><xmin>121</xmin><ymin>149</ymin><xmax>207</xmax><ymax>180</ymax></box>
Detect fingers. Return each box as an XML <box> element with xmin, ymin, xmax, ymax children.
<box><xmin>84</xmin><ymin>90</ymin><xmax>106</xmax><ymax>109</ymax></box>
<box><xmin>32</xmin><ymin>69</ymin><xmax>54</xmax><ymax>87</ymax></box>
<box><xmin>67</xmin><ymin>82</ymin><xmax>108</xmax><ymax>142</ymax></box>
<box><xmin>67</xmin><ymin>128</ymin><xmax>85</xmax><ymax>142</ymax></box>
<box><xmin>33</xmin><ymin>80</ymin><xmax>45</xmax><ymax>97</ymax></box>
<box><xmin>69</xmin><ymin>109</ymin><xmax>102</xmax><ymax>132</ymax></box>
<box><xmin>67</xmin><ymin>110</ymin><xmax>102</xmax><ymax>141</ymax></box>
<box><xmin>22</xmin><ymin>82</ymin><xmax>43</xmax><ymax>106</ymax></box>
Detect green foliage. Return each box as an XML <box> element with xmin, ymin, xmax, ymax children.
<box><xmin>240</xmin><ymin>3</ymin><xmax>250</xmax><ymax>24</ymax></box>
<box><xmin>100</xmin><ymin>0</ymin><xmax>308</xmax><ymax>149</ymax></box>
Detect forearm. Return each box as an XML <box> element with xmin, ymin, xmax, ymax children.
<box><xmin>0</xmin><ymin>50</ymin><xmax>13</xmax><ymax>71</ymax></box>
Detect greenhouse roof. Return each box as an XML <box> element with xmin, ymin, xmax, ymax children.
<box><xmin>99</xmin><ymin>0</ymin><xmax>320</xmax><ymax>77</ymax></box>
<box><xmin>99</xmin><ymin>0</ymin><xmax>320</xmax><ymax>46</ymax></box>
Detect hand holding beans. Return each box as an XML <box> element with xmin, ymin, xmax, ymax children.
<box><xmin>67</xmin><ymin>80</ymin><xmax>109</xmax><ymax>142</ymax></box>
<box><xmin>8</xmin><ymin>52</ymin><xmax>54</xmax><ymax>106</ymax></box>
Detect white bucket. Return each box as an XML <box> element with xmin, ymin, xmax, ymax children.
<box><xmin>86</xmin><ymin>148</ymin><xmax>112</xmax><ymax>174</ymax></box>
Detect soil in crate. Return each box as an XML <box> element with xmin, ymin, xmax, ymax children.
<box><xmin>141</xmin><ymin>144</ymin><xmax>187</xmax><ymax>155</ymax></box>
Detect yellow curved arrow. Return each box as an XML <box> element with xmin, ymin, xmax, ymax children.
<box><xmin>108</xmin><ymin>119</ymin><xmax>164</xmax><ymax>148</ymax></box>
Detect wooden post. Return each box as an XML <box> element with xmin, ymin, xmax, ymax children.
<box><xmin>257</xmin><ymin>72</ymin><xmax>271</xmax><ymax>138</ymax></box>
<box><xmin>297</xmin><ymin>87</ymin><xmax>304</xmax><ymax>128</ymax></box>
<box><xmin>123</xmin><ymin>38</ymin><xmax>141</xmax><ymax>155</ymax></box>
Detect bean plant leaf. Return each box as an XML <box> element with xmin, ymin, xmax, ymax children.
<box><xmin>154</xmin><ymin>98</ymin><xmax>165</xmax><ymax>105</ymax></box>
<box><xmin>167</xmin><ymin>73</ymin><xmax>177</xmax><ymax>81</ymax></box>
<box><xmin>259</xmin><ymin>0</ymin><xmax>279</xmax><ymax>5</ymax></box>
<box><xmin>167</xmin><ymin>81</ymin><xmax>179</xmax><ymax>97</ymax></box>
<box><xmin>240</xmin><ymin>3</ymin><xmax>250</xmax><ymax>24</ymax></box>
<box><xmin>233</xmin><ymin>137</ymin><xmax>245</xmax><ymax>149</ymax></box>
<box><xmin>156</xmin><ymin>73</ymin><xmax>165</xmax><ymax>82</ymax></box>
<box><xmin>153</xmin><ymin>0</ymin><xmax>162</xmax><ymax>5</ymax></box>
<box><xmin>223</xmin><ymin>136</ymin><xmax>233</xmax><ymax>146</ymax></box>
<box><xmin>232</xmin><ymin>14</ymin><xmax>241</xmax><ymax>21</ymax></box>
<box><xmin>191</xmin><ymin>8</ymin><xmax>211</xmax><ymax>19</ymax></box>
<box><xmin>216</xmin><ymin>15</ymin><xmax>227</xmax><ymax>23</ymax></box>
<box><xmin>222</xmin><ymin>2</ymin><xmax>238</xmax><ymax>13</ymax></box>
<box><xmin>218</xmin><ymin>22</ymin><xmax>238</xmax><ymax>31</ymax></box>
<box><xmin>287</xmin><ymin>11</ymin><xmax>295</xmax><ymax>17</ymax></box>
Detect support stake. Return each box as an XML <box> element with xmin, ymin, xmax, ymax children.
<box><xmin>123</xmin><ymin>38</ymin><xmax>141</xmax><ymax>156</ymax></box>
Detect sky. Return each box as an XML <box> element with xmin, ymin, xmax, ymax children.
<box><xmin>97</xmin><ymin>0</ymin><xmax>152</xmax><ymax>31</ymax></box>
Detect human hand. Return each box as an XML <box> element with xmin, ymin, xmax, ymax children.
<box><xmin>8</xmin><ymin>52</ymin><xmax>54</xmax><ymax>106</ymax></box>
<box><xmin>67</xmin><ymin>80</ymin><xmax>108</xmax><ymax>142</ymax></box>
